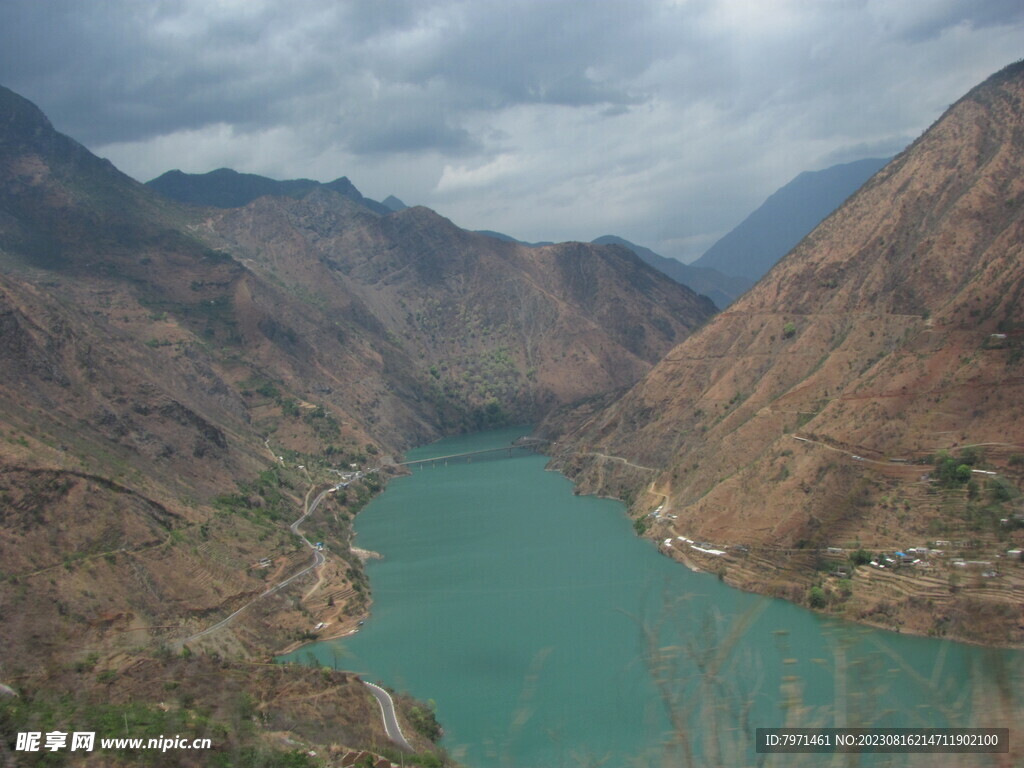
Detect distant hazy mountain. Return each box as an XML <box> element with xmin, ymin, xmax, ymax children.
<box><xmin>591</xmin><ymin>235</ymin><xmax>752</xmax><ymax>309</ymax></box>
<box><xmin>381</xmin><ymin>194</ymin><xmax>408</xmax><ymax>212</ymax></box>
<box><xmin>475</xmin><ymin>230</ymin><xmax>554</xmax><ymax>247</ymax></box>
<box><xmin>693</xmin><ymin>157</ymin><xmax>890</xmax><ymax>282</ymax></box>
<box><xmin>146</xmin><ymin>167</ymin><xmax>394</xmax><ymax>215</ymax></box>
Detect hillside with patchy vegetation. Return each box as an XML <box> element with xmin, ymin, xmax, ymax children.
<box><xmin>550</xmin><ymin>61</ymin><xmax>1024</xmax><ymax>646</ymax></box>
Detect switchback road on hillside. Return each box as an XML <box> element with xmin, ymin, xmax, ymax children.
<box><xmin>179</xmin><ymin>485</ymin><xmax>335</xmax><ymax>645</ymax></box>
<box><xmin>583</xmin><ymin>451</ymin><xmax>657</xmax><ymax>472</ymax></box>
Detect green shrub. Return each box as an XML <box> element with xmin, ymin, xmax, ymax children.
<box><xmin>408</xmin><ymin>701</ymin><xmax>443</xmax><ymax>741</ymax></box>
<box><xmin>849</xmin><ymin>548</ymin><xmax>871</xmax><ymax>566</ymax></box>
<box><xmin>807</xmin><ymin>586</ymin><xmax>827</xmax><ymax>609</ymax></box>
<box><xmin>989</xmin><ymin>477</ymin><xmax>1017</xmax><ymax>503</ymax></box>
<box><xmin>256</xmin><ymin>381</ymin><xmax>280</xmax><ymax>398</ymax></box>
<box><xmin>933</xmin><ymin>451</ymin><xmax>973</xmax><ymax>488</ymax></box>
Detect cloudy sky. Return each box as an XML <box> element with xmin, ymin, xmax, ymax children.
<box><xmin>2</xmin><ymin>1</ymin><xmax>1022</xmax><ymax>261</ymax></box>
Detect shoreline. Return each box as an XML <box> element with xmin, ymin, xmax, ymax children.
<box><xmin>546</xmin><ymin>449</ymin><xmax>1024</xmax><ymax>650</ymax></box>
<box><xmin>666</xmin><ymin>543</ymin><xmax>1024</xmax><ymax>650</ymax></box>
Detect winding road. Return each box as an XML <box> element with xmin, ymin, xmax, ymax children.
<box><xmin>583</xmin><ymin>451</ymin><xmax>657</xmax><ymax>472</ymax></box>
<box><xmin>363</xmin><ymin>681</ymin><xmax>414</xmax><ymax>752</ymax></box>
<box><xmin>179</xmin><ymin>469</ymin><xmax>416</xmax><ymax>751</ymax></box>
<box><xmin>179</xmin><ymin>485</ymin><xmax>335</xmax><ymax>644</ymax></box>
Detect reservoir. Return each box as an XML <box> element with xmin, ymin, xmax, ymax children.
<box><xmin>284</xmin><ymin>427</ymin><xmax>1021</xmax><ymax>767</ymax></box>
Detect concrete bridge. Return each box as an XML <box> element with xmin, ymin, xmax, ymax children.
<box><xmin>398</xmin><ymin>437</ymin><xmax>550</xmax><ymax>467</ymax></box>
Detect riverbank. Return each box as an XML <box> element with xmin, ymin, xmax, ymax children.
<box><xmin>658</xmin><ymin>532</ymin><xmax>1024</xmax><ymax>649</ymax></box>
<box><xmin>548</xmin><ymin>441</ymin><xmax>1024</xmax><ymax>649</ymax></box>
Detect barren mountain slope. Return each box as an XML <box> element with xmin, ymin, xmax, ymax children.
<box><xmin>551</xmin><ymin>61</ymin><xmax>1024</xmax><ymax>645</ymax></box>
<box><xmin>202</xmin><ymin>191</ymin><xmax>715</xmax><ymax>428</ymax></box>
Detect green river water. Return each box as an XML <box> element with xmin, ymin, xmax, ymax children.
<box><xmin>283</xmin><ymin>427</ymin><xmax>1021</xmax><ymax>767</ymax></box>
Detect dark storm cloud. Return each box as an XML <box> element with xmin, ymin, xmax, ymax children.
<box><xmin>0</xmin><ymin>0</ymin><xmax>328</xmax><ymax>143</ymax></box>
<box><xmin>879</xmin><ymin>0</ymin><xmax>1024</xmax><ymax>42</ymax></box>
<box><xmin>380</xmin><ymin>0</ymin><xmax>657</xmax><ymax>108</ymax></box>
<box><xmin>1</xmin><ymin>0</ymin><xmax>1022</xmax><ymax>260</ymax></box>
<box><xmin>0</xmin><ymin>0</ymin><xmax>661</xmax><ymax>152</ymax></box>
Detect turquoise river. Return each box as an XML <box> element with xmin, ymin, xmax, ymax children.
<box><xmin>283</xmin><ymin>427</ymin><xmax>1021</xmax><ymax>767</ymax></box>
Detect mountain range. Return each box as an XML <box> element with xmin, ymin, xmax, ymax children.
<box><xmin>149</xmin><ymin>170</ymin><xmax>754</xmax><ymax>311</ymax></box>
<box><xmin>150</xmin><ymin>154</ymin><xmax>890</xmax><ymax>314</ymax></box>
<box><xmin>147</xmin><ymin>167</ymin><xmax>395</xmax><ymax>215</ymax></box>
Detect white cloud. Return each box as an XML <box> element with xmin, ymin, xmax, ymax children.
<box><xmin>436</xmin><ymin>154</ymin><xmax>522</xmax><ymax>193</ymax></box>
